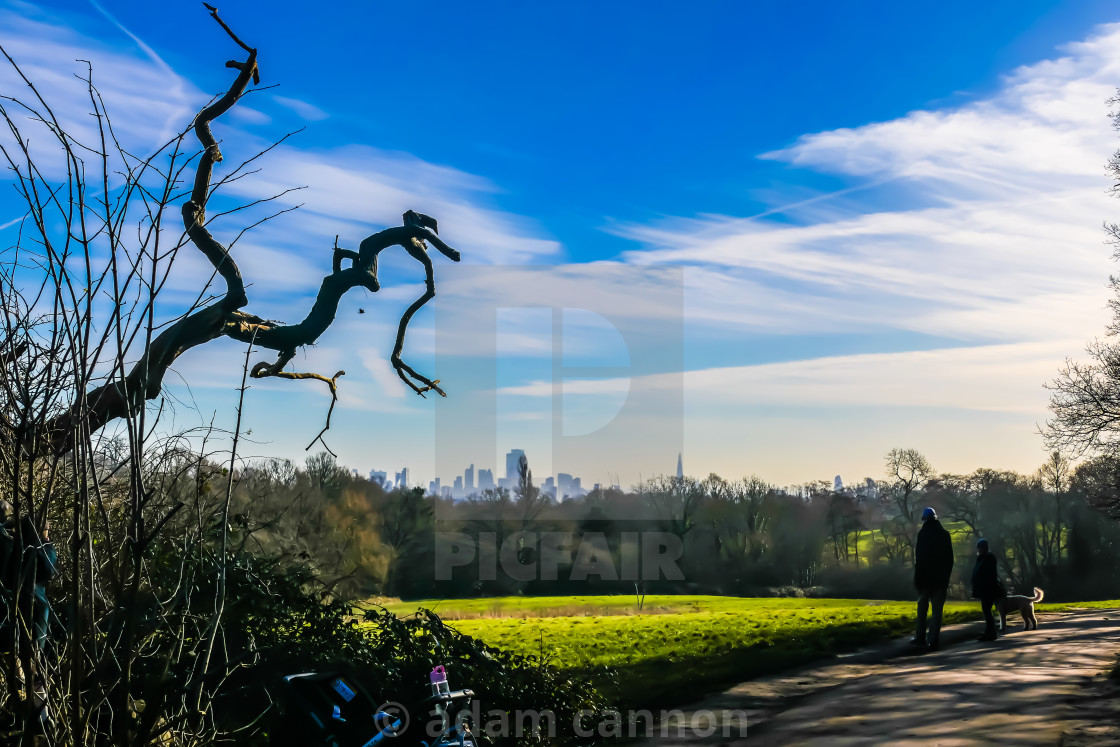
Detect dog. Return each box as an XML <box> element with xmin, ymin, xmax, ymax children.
<box><xmin>997</xmin><ymin>587</ymin><xmax>1044</xmax><ymax>631</ymax></box>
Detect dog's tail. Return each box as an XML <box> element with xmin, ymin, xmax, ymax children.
<box><xmin>1031</xmin><ymin>587</ymin><xmax>1044</xmax><ymax>603</ymax></box>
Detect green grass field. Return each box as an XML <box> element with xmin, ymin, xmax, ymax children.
<box><xmin>374</xmin><ymin>596</ymin><xmax>994</xmax><ymax>706</ymax></box>
<box><xmin>373</xmin><ymin>595</ymin><xmax>1120</xmax><ymax>706</ymax></box>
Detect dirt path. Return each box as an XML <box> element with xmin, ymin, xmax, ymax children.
<box><xmin>640</xmin><ymin>609</ymin><xmax>1120</xmax><ymax>746</ymax></box>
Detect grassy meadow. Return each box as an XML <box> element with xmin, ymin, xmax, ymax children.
<box><xmin>374</xmin><ymin>595</ymin><xmax>989</xmax><ymax>706</ymax></box>
<box><xmin>370</xmin><ymin>594</ymin><xmax>1120</xmax><ymax>706</ymax></box>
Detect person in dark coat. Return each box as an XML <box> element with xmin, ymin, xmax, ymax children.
<box><xmin>971</xmin><ymin>538</ymin><xmax>1004</xmax><ymax>641</ymax></box>
<box><xmin>912</xmin><ymin>507</ymin><xmax>954</xmax><ymax>649</ymax></box>
<box><xmin>17</xmin><ymin>517</ymin><xmax>57</xmax><ymax>657</ymax></box>
<box><xmin>0</xmin><ymin>502</ymin><xmax>13</xmax><ymax>633</ymax></box>
<box><xmin>29</xmin><ymin>519</ymin><xmax>57</xmax><ymax>654</ymax></box>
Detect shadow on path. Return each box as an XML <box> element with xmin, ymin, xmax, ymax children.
<box><xmin>638</xmin><ymin>610</ymin><xmax>1120</xmax><ymax>747</ymax></box>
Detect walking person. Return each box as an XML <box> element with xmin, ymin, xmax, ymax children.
<box><xmin>971</xmin><ymin>538</ymin><xmax>1005</xmax><ymax>642</ymax></box>
<box><xmin>912</xmin><ymin>507</ymin><xmax>953</xmax><ymax>650</ymax></box>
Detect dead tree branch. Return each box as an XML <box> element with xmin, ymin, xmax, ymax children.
<box><xmin>30</xmin><ymin>8</ymin><xmax>460</xmax><ymax>458</ymax></box>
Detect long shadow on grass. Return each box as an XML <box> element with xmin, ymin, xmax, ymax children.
<box><xmin>591</xmin><ymin>610</ymin><xmax>981</xmax><ymax>710</ymax></box>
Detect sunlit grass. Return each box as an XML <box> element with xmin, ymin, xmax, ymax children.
<box><xmin>371</xmin><ymin>595</ymin><xmax>984</xmax><ymax>705</ymax></box>
<box><xmin>368</xmin><ymin>594</ymin><xmax>1120</xmax><ymax>706</ymax></box>
<box><xmin>1038</xmin><ymin>599</ymin><xmax>1120</xmax><ymax>612</ymax></box>
<box><xmin>376</xmin><ymin>594</ymin><xmax>831</xmax><ymax>619</ymax></box>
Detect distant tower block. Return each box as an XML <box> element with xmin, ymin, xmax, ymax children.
<box><xmin>677</xmin><ymin>453</ymin><xmax>684</xmax><ymax>480</ymax></box>
<box><xmin>834</xmin><ymin>475</ymin><xmax>843</xmax><ymax>492</ymax></box>
<box><xmin>505</xmin><ymin>449</ymin><xmax>526</xmax><ymax>483</ymax></box>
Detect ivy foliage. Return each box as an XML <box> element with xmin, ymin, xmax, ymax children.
<box><xmin>140</xmin><ymin>544</ymin><xmax>615</xmax><ymax>745</ymax></box>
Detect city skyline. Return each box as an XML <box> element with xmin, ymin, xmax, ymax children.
<box><xmin>411</xmin><ymin>448</ymin><xmax>596</xmax><ymax>499</ymax></box>
<box><xmin>363</xmin><ymin>452</ymin><xmax>888</xmax><ymax>498</ymax></box>
<box><xmin>366</xmin><ymin>446</ymin><xmax>676</xmax><ymax>497</ymax></box>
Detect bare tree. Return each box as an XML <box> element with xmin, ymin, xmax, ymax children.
<box><xmin>930</xmin><ymin>473</ymin><xmax>982</xmax><ymax>536</ymax></box>
<box><xmin>884</xmin><ymin>447</ymin><xmax>935</xmax><ymax>525</ymax></box>
<box><xmin>1035</xmin><ymin>451</ymin><xmax>1071</xmax><ymax>562</ymax></box>
<box><xmin>640</xmin><ymin>474</ymin><xmax>702</xmax><ymax>540</ymax></box>
<box><xmin>700</xmin><ymin>475</ymin><xmax>773</xmax><ymax>572</ymax></box>
<box><xmin>1071</xmin><ymin>452</ymin><xmax>1120</xmax><ymax>517</ymax></box>
<box><xmin>0</xmin><ymin>7</ymin><xmax>468</xmax><ymax>743</ymax></box>
<box><xmin>1045</xmin><ymin>91</ymin><xmax>1120</xmax><ymax>457</ymax></box>
<box><xmin>1044</xmin><ymin>341</ymin><xmax>1120</xmax><ymax>456</ymax></box>
<box><xmin>4</xmin><ymin>7</ymin><xmax>460</xmax><ymax>466</ymax></box>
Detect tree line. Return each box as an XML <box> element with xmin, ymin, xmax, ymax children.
<box><xmin>202</xmin><ymin>446</ymin><xmax>1120</xmax><ymax>603</ymax></box>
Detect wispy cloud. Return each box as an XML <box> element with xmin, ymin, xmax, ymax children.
<box><xmin>614</xmin><ymin>24</ymin><xmax>1120</xmax><ymax>350</ymax></box>
<box><xmin>500</xmin><ymin>339</ymin><xmax>1066</xmax><ymax>415</ymax></box>
<box><xmin>272</xmin><ymin>95</ymin><xmax>329</xmax><ymax>122</ymax></box>
<box><xmin>0</xmin><ymin>2</ymin><xmax>560</xmax><ymax>272</ymax></box>
<box><xmin>0</xmin><ymin>4</ymin><xmax>199</xmax><ymax>167</ymax></box>
<box><xmin>559</xmin><ymin>22</ymin><xmax>1120</xmax><ymax>480</ymax></box>
<box><xmin>0</xmin><ymin>1</ymin><xmax>566</xmax><ymax>472</ymax></box>
<box><xmin>213</xmin><ymin>144</ymin><xmax>561</xmax><ymax>269</ymax></box>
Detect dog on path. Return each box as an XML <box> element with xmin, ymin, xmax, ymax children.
<box><xmin>997</xmin><ymin>587</ymin><xmax>1044</xmax><ymax>631</ymax></box>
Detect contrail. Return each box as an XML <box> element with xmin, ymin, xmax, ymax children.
<box><xmin>87</xmin><ymin>0</ymin><xmax>191</xmax><ymax>147</ymax></box>
<box><xmin>0</xmin><ymin>215</ymin><xmax>26</xmax><ymax>232</ymax></box>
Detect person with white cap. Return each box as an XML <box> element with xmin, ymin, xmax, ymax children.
<box><xmin>911</xmin><ymin>506</ymin><xmax>953</xmax><ymax>650</ymax></box>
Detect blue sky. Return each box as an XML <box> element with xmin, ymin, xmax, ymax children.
<box><xmin>3</xmin><ymin>0</ymin><xmax>1120</xmax><ymax>488</ymax></box>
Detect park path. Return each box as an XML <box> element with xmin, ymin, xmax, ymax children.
<box><xmin>640</xmin><ymin>609</ymin><xmax>1120</xmax><ymax>746</ymax></box>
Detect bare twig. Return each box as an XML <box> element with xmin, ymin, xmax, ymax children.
<box><xmin>249</xmin><ymin>365</ymin><xmax>346</xmax><ymax>455</ymax></box>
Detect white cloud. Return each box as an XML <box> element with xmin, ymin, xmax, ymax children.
<box><xmin>615</xmin><ymin>24</ymin><xmax>1120</xmax><ymax>349</ymax></box>
<box><xmin>580</xmin><ymin>27</ymin><xmax>1120</xmax><ymax>481</ymax></box>
<box><xmin>272</xmin><ymin>95</ymin><xmax>329</xmax><ymax>122</ymax></box>
<box><xmin>0</xmin><ymin>1</ymin><xmax>564</xmax><ymax>384</ymax></box>
<box><xmin>0</xmin><ymin>2</ymin><xmax>560</xmax><ymax>285</ymax></box>
<box><xmin>358</xmin><ymin>347</ymin><xmax>410</xmax><ymax>401</ymax></box>
<box><xmin>0</xmin><ymin>2</ymin><xmax>571</xmax><ymax>484</ymax></box>
<box><xmin>0</xmin><ymin>5</ymin><xmax>199</xmax><ymax>164</ymax></box>
<box><xmin>213</xmin><ymin>144</ymin><xmax>561</xmax><ymax>267</ymax></box>
<box><xmin>499</xmin><ymin>339</ymin><xmax>1066</xmax><ymax>414</ymax></box>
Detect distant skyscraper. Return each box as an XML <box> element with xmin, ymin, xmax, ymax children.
<box><xmin>505</xmin><ymin>449</ymin><xmax>526</xmax><ymax>483</ymax></box>
<box><xmin>369</xmin><ymin>470</ymin><xmax>388</xmax><ymax>488</ymax></box>
<box><xmin>834</xmin><ymin>475</ymin><xmax>843</xmax><ymax>492</ymax></box>
<box><xmin>440</xmin><ymin>486</ymin><xmax>452</xmax><ymax>499</ymax></box>
<box><xmin>677</xmin><ymin>453</ymin><xmax>683</xmax><ymax>479</ymax></box>
<box><xmin>465</xmin><ymin>464</ymin><xmax>474</xmax><ymax>491</ymax></box>
<box><xmin>454</xmin><ymin>476</ymin><xmax>463</xmax><ymax>494</ymax></box>
<box><xmin>429</xmin><ymin>478</ymin><xmax>440</xmax><ymax>496</ymax></box>
<box><xmin>478</xmin><ymin>468</ymin><xmax>495</xmax><ymax>491</ymax></box>
<box><xmin>395</xmin><ymin>468</ymin><xmax>409</xmax><ymax>490</ymax></box>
